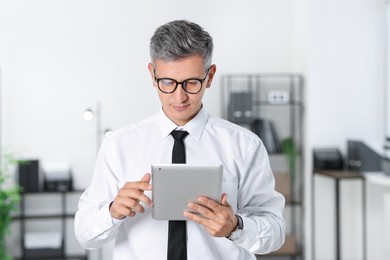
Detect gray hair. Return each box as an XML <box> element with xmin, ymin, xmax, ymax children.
<box><xmin>150</xmin><ymin>20</ymin><xmax>213</xmax><ymax>70</ymax></box>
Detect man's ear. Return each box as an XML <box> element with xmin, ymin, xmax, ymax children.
<box><xmin>205</xmin><ymin>64</ymin><xmax>217</xmax><ymax>88</ymax></box>
<box><xmin>147</xmin><ymin>63</ymin><xmax>156</xmax><ymax>87</ymax></box>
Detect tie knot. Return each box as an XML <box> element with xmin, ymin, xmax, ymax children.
<box><xmin>171</xmin><ymin>130</ymin><xmax>189</xmax><ymax>141</ymax></box>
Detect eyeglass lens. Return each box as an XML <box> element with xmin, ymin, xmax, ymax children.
<box><xmin>158</xmin><ymin>79</ymin><xmax>202</xmax><ymax>94</ymax></box>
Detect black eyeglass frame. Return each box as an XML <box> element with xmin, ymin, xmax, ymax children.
<box><xmin>153</xmin><ymin>67</ymin><xmax>211</xmax><ymax>94</ymax></box>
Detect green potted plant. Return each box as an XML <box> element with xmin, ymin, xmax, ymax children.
<box><xmin>280</xmin><ymin>137</ymin><xmax>297</xmax><ymax>204</ymax></box>
<box><xmin>281</xmin><ymin>137</ymin><xmax>297</xmax><ymax>184</ymax></box>
<box><xmin>0</xmin><ymin>152</ymin><xmax>22</xmax><ymax>260</ymax></box>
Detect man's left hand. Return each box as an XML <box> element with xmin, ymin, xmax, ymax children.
<box><xmin>184</xmin><ymin>193</ymin><xmax>238</xmax><ymax>237</ymax></box>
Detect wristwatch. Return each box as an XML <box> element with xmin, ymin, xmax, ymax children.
<box><xmin>227</xmin><ymin>214</ymin><xmax>244</xmax><ymax>241</ymax></box>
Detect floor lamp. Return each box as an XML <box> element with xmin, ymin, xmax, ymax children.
<box><xmin>83</xmin><ymin>101</ymin><xmax>111</xmax><ymax>260</ymax></box>
<box><xmin>83</xmin><ymin>101</ymin><xmax>112</xmax><ymax>154</ymax></box>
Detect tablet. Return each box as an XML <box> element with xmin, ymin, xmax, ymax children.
<box><xmin>151</xmin><ymin>164</ymin><xmax>223</xmax><ymax>220</ymax></box>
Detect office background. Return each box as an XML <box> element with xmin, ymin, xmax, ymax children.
<box><xmin>0</xmin><ymin>0</ymin><xmax>386</xmax><ymax>259</ymax></box>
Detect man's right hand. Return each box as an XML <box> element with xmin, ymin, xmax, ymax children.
<box><xmin>109</xmin><ymin>173</ymin><xmax>153</xmax><ymax>219</ymax></box>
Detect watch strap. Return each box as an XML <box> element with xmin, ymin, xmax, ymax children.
<box><xmin>227</xmin><ymin>214</ymin><xmax>244</xmax><ymax>241</ymax></box>
<box><xmin>236</xmin><ymin>214</ymin><xmax>244</xmax><ymax>230</ymax></box>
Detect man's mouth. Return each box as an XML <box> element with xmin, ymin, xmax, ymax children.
<box><xmin>172</xmin><ymin>105</ymin><xmax>189</xmax><ymax>111</ymax></box>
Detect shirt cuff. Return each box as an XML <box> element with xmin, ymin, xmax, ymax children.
<box><xmin>89</xmin><ymin>203</ymin><xmax>125</xmax><ymax>238</ymax></box>
<box><xmin>233</xmin><ymin>215</ymin><xmax>259</xmax><ymax>250</ymax></box>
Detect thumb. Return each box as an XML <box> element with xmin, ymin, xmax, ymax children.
<box><xmin>221</xmin><ymin>193</ymin><xmax>231</xmax><ymax>207</ymax></box>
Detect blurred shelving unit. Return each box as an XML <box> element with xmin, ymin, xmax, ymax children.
<box><xmin>12</xmin><ymin>190</ymin><xmax>88</xmax><ymax>260</ymax></box>
<box><xmin>221</xmin><ymin>74</ymin><xmax>304</xmax><ymax>260</ymax></box>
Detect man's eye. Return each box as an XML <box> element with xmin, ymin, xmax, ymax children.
<box><xmin>186</xmin><ymin>80</ymin><xmax>199</xmax><ymax>85</ymax></box>
<box><xmin>160</xmin><ymin>79</ymin><xmax>175</xmax><ymax>86</ymax></box>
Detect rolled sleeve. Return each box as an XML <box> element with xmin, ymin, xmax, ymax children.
<box><xmin>234</xmin><ymin>138</ymin><xmax>286</xmax><ymax>254</ymax></box>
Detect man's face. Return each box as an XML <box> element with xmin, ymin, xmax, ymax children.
<box><xmin>148</xmin><ymin>55</ymin><xmax>216</xmax><ymax>126</ymax></box>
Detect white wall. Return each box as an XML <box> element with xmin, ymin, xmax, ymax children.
<box><xmin>306</xmin><ymin>0</ymin><xmax>385</xmax><ymax>259</ymax></box>
<box><xmin>0</xmin><ymin>0</ymin><xmax>299</xmax><ymax>189</ymax></box>
<box><xmin>307</xmin><ymin>0</ymin><xmax>385</xmax><ymax>150</ymax></box>
<box><xmin>386</xmin><ymin>2</ymin><xmax>390</xmax><ymax>159</ymax></box>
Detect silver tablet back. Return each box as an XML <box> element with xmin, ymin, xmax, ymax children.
<box><xmin>151</xmin><ymin>164</ymin><xmax>223</xmax><ymax>220</ymax></box>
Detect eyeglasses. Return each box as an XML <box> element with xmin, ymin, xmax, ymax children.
<box><xmin>154</xmin><ymin>68</ymin><xmax>210</xmax><ymax>94</ymax></box>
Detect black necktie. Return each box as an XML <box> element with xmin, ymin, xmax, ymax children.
<box><xmin>168</xmin><ymin>130</ymin><xmax>189</xmax><ymax>260</ymax></box>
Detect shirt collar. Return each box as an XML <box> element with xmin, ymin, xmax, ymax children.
<box><xmin>158</xmin><ymin>106</ymin><xmax>208</xmax><ymax>141</ymax></box>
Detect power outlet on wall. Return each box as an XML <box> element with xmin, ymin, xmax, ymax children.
<box><xmin>268</xmin><ymin>91</ymin><xmax>290</xmax><ymax>104</ymax></box>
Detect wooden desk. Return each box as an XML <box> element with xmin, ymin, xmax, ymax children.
<box><xmin>313</xmin><ymin>170</ymin><xmax>366</xmax><ymax>260</ymax></box>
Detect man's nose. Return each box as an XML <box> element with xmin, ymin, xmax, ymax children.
<box><xmin>173</xmin><ymin>83</ymin><xmax>188</xmax><ymax>102</ymax></box>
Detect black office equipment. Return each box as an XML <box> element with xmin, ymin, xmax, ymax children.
<box><xmin>18</xmin><ymin>160</ymin><xmax>41</xmax><ymax>192</ymax></box>
<box><xmin>384</xmin><ymin>137</ymin><xmax>390</xmax><ymax>175</ymax></box>
<box><xmin>44</xmin><ymin>177</ymin><xmax>73</xmax><ymax>192</ymax></box>
<box><xmin>251</xmin><ymin>118</ymin><xmax>282</xmax><ymax>153</ymax></box>
<box><xmin>227</xmin><ymin>92</ymin><xmax>253</xmax><ymax>124</ymax></box>
<box><xmin>347</xmin><ymin>140</ymin><xmax>382</xmax><ymax>172</ymax></box>
<box><xmin>313</xmin><ymin>148</ymin><xmax>344</xmax><ymax>170</ymax></box>
<box><xmin>383</xmin><ymin>158</ymin><xmax>390</xmax><ymax>176</ymax></box>
<box><xmin>42</xmin><ymin>161</ymin><xmax>73</xmax><ymax>192</ymax></box>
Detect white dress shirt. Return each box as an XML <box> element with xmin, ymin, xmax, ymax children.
<box><xmin>74</xmin><ymin>107</ymin><xmax>285</xmax><ymax>260</ymax></box>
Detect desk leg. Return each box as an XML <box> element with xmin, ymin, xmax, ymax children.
<box><xmin>362</xmin><ymin>180</ymin><xmax>366</xmax><ymax>260</ymax></box>
<box><xmin>312</xmin><ymin>174</ymin><xmax>316</xmax><ymax>260</ymax></box>
<box><xmin>335</xmin><ymin>179</ymin><xmax>340</xmax><ymax>260</ymax></box>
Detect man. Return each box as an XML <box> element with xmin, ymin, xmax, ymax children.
<box><xmin>75</xmin><ymin>20</ymin><xmax>285</xmax><ymax>260</ymax></box>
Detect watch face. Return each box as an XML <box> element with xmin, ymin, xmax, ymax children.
<box><xmin>229</xmin><ymin>228</ymin><xmax>242</xmax><ymax>241</ymax></box>
<box><xmin>228</xmin><ymin>215</ymin><xmax>244</xmax><ymax>241</ymax></box>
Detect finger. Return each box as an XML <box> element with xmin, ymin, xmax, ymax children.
<box><xmin>187</xmin><ymin>202</ymin><xmax>214</xmax><ymax>219</ymax></box>
<box><xmin>124</xmin><ymin>181</ymin><xmax>151</xmax><ymax>191</ymax></box>
<box><xmin>197</xmin><ymin>197</ymin><xmax>221</xmax><ymax>211</ymax></box>
<box><xmin>140</xmin><ymin>173</ymin><xmax>151</xmax><ymax>183</ymax></box>
<box><xmin>183</xmin><ymin>211</ymin><xmax>219</xmax><ymax>236</ymax></box>
<box><xmin>126</xmin><ymin>190</ymin><xmax>153</xmax><ymax>207</ymax></box>
<box><xmin>116</xmin><ymin>187</ymin><xmax>152</xmax><ymax>209</ymax></box>
<box><xmin>116</xmin><ymin>195</ymin><xmax>146</xmax><ymax>214</ymax></box>
<box><xmin>127</xmin><ymin>202</ymin><xmax>145</xmax><ymax>213</ymax></box>
<box><xmin>184</xmin><ymin>210</ymin><xmax>211</xmax><ymax>227</ymax></box>
<box><xmin>110</xmin><ymin>199</ymin><xmax>135</xmax><ymax>219</ymax></box>
<box><xmin>118</xmin><ymin>204</ymin><xmax>136</xmax><ymax>217</ymax></box>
